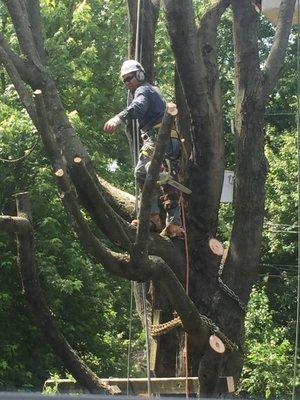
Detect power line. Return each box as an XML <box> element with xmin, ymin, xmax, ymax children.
<box><xmin>260</xmin><ymin>263</ymin><xmax>298</xmax><ymax>269</ymax></box>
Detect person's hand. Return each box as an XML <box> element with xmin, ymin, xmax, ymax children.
<box><xmin>103</xmin><ymin>116</ymin><xmax>121</xmax><ymax>133</ymax></box>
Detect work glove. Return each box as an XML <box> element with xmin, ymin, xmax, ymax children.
<box><xmin>103</xmin><ymin>115</ymin><xmax>121</xmax><ymax>133</ymax></box>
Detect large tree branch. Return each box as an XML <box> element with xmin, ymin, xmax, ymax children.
<box><xmin>0</xmin><ymin>46</ymin><xmax>38</xmax><ymax>125</ymax></box>
<box><xmin>231</xmin><ymin>0</ymin><xmax>262</xmax><ymax>105</ymax></box>
<box><xmin>34</xmin><ymin>80</ymin><xmax>135</xmax><ymax>249</ymax></box>
<box><xmin>25</xmin><ymin>0</ymin><xmax>46</xmax><ymax>65</ymax></box>
<box><xmin>151</xmin><ymin>256</ymin><xmax>209</xmax><ymax>338</ymax></box>
<box><xmin>163</xmin><ymin>0</ymin><xmax>205</xmax><ymax>116</ymax></box>
<box><xmin>0</xmin><ymin>215</ymin><xmax>30</xmax><ymax>234</ymax></box>
<box><xmin>215</xmin><ymin>0</ymin><xmax>270</xmax><ymax>365</ymax></box>
<box><xmin>97</xmin><ymin>176</ymin><xmax>135</xmax><ymax>221</ymax></box>
<box><xmin>199</xmin><ymin>0</ymin><xmax>230</xmax><ymax>32</ymax></box>
<box><xmin>33</xmin><ymin>90</ymin><xmax>137</xmax><ymax>276</ymax></box>
<box><xmin>2</xmin><ymin>0</ymin><xmax>44</xmax><ymax>69</ymax></box>
<box><xmin>0</xmin><ymin>32</ymin><xmax>37</xmax><ymax>84</ymax></box>
<box><xmin>71</xmin><ymin>160</ymin><xmax>132</xmax><ymax>250</ymax></box>
<box><xmin>164</xmin><ymin>0</ymin><xmax>225</xmax><ymax>236</ymax></box>
<box><xmin>262</xmin><ymin>0</ymin><xmax>296</xmax><ymax>97</ymax></box>
<box><xmin>134</xmin><ymin>106</ymin><xmax>176</xmax><ymax>257</ymax></box>
<box><xmin>198</xmin><ymin>0</ymin><xmax>230</xmax><ymax>78</ymax></box>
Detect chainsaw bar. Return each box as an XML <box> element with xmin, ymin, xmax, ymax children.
<box><xmin>158</xmin><ymin>174</ymin><xmax>192</xmax><ymax>195</ymax></box>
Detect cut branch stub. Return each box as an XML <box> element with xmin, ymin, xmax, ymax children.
<box><xmin>209</xmin><ymin>334</ymin><xmax>225</xmax><ymax>354</ymax></box>
<box><xmin>74</xmin><ymin>156</ymin><xmax>82</xmax><ymax>164</ymax></box>
<box><xmin>209</xmin><ymin>238</ymin><xmax>224</xmax><ymax>256</ymax></box>
<box><xmin>33</xmin><ymin>89</ymin><xmax>42</xmax><ymax>96</ymax></box>
<box><xmin>54</xmin><ymin>168</ymin><xmax>64</xmax><ymax>177</ymax></box>
<box><xmin>166</xmin><ymin>102</ymin><xmax>178</xmax><ymax>116</ymax></box>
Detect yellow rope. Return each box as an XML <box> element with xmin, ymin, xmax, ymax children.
<box><xmin>151</xmin><ymin>314</ymin><xmax>238</xmax><ymax>352</ymax></box>
<box><xmin>151</xmin><ymin>316</ymin><xmax>182</xmax><ymax>337</ymax></box>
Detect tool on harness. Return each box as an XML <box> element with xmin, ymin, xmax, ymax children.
<box><xmin>140</xmin><ymin>141</ymin><xmax>156</xmax><ymax>158</ymax></box>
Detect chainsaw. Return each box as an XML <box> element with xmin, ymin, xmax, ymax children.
<box><xmin>158</xmin><ymin>159</ymin><xmax>192</xmax><ymax>195</ymax></box>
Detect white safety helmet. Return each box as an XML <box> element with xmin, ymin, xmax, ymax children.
<box><xmin>120</xmin><ymin>59</ymin><xmax>145</xmax><ymax>81</ymax></box>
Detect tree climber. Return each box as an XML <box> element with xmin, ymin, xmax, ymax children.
<box><xmin>103</xmin><ymin>59</ymin><xmax>184</xmax><ymax>238</ymax></box>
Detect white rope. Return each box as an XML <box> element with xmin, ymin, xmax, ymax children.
<box><xmin>126</xmin><ymin>0</ymin><xmax>152</xmax><ymax>396</ymax></box>
<box><xmin>126</xmin><ymin>282</ymin><xmax>134</xmax><ymax>395</ymax></box>
<box><xmin>142</xmin><ymin>283</ymin><xmax>152</xmax><ymax>397</ymax></box>
<box><xmin>134</xmin><ymin>0</ymin><xmax>142</xmax><ymax>62</ymax></box>
<box><xmin>134</xmin><ymin>0</ymin><xmax>152</xmax><ymax>393</ymax></box>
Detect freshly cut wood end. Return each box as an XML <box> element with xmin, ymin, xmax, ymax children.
<box><xmin>227</xmin><ymin>376</ymin><xmax>235</xmax><ymax>393</ymax></box>
<box><xmin>73</xmin><ymin>157</ymin><xmax>82</xmax><ymax>163</ymax></box>
<box><xmin>209</xmin><ymin>238</ymin><xmax>224</xmax><ymax>256</ymax></box>
<box><xmin>167</xmin><ymin>102</ymin><xmax>178</xmax><ymax>116</ymax></box>
<box><xmin>209</xmin><ymin>334</ymin><xmax>225</xmax><ymax>354</ymax></box>
<box><xmin>54</xmin><ymin>168</ymin><xmax>64</xmax><ymax>177</ymax></box>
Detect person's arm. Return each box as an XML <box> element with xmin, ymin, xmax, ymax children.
<box><xmin>117</xmin><ymin>90</ymin><xmax>149</xmax><ymax>123</ymax></box>
<box><xmin>103</xmin><ymin>88</ymin><xmax>149</xmax><ymax>133</ymax></box>
<box><xmin>103</xmin><ymin>115</ymin><xmax>122</xmax><ymax>133</ymax></box>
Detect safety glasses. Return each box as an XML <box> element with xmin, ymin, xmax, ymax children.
<box><xmin>123</xmin><ymin>74</ymin><xmax>135</xmax><ymax>83</ymax></box>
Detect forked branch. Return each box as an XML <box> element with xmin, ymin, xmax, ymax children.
<box><xmin>25</xmin><ymin>0</ymin><xmax>46</xmax><ymax>64</ymax></box>
<box><xmin>2</xmin><ymin>0</ymin><xmax>44</xmax><ymax>69</ymax></box>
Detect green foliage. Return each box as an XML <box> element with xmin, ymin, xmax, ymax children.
<box><xmin>239</xmin><ymin>285</ymin><xmax>296</xmax><ymax>399</ymax></box>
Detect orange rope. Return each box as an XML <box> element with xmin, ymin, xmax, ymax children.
<box><xmin>181</xmin><ymin>197</ymin><xmax>190</xmax><ymax>399</ymax></box>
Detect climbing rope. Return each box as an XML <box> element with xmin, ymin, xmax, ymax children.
<box><xmin>142</xmin><ymin>283</ymin><xmax>152</xmax><ymax>398</ymax></box>
<box><xmin>126</xmin><ymin>282</ymin><xmax>134</xmax><ymax>396</ymax></box>
<box><xmin>126</xmin><ymin>0</ymin><xmax>152</xmax><ymax>397</ymax></box>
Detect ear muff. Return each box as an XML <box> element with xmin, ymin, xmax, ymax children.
<box><xmin>136</xmin><ymin>68</ymin><xmax>145</xmax><ymax>82</ymax></box>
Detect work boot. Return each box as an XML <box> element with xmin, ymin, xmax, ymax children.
<box><xmin>131</xmin><ymin>213</ymin><xmax>162</xmax><ymax>232</ymax></box>
<box><xmin>160</xmin><ymin>223</ymin><xmax>185</xmax><ymax>238</ymax></box>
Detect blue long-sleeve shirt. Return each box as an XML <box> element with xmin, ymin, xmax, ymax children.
<box><xmin>117</xmin><ymin>83</ymin><xmax>166</xmax><ymax>132</ymax></box>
